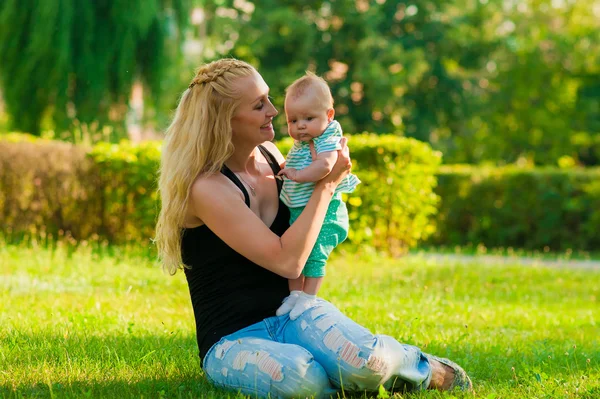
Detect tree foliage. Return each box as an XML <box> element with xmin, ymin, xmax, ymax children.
<box><xmin>448</xmin><ymin>0</ymin><xmax>600</xmax><ymax>165</ymax></box>
<box><xmin>210</xmin><ymin>0</ymin><xmax>472</xmax><ymax>141</ymax></box>
<box><xmin>0</xmin><ymin>0</ymin><xmax>190</xmax><ymax>136</ymax></box>
<box><xmin>202</xmin><ymin>0</ymin><xmax>599</xmax><ymax>165</ymax></box>
<box><xmin>1</xmin><ymin>0</ymin><xmax>598</xmax><ymax>165</ymax></box>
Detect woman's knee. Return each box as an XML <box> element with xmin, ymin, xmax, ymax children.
<box><xmin>205</xmin><ymin>345</ymin><xmax>333</xmax><ymax>399</ymax></box>
<box><xmin>277</xmin><ymin>354</ymin><xmax>332</xmax><ymax>398</ymax></box>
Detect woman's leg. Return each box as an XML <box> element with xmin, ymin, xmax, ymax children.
<box><xmin>203</xmin><ymin>322</ymin><xmax>338</xmax><ymax>399</ymax></box>
<box><xmin>278</xmin><ymin>299</ymin><xmax>433</xmax><ymax>393</ymax></box>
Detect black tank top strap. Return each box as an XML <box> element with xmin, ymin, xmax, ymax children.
<box><xmin>220</xmin><ymin>164</ymin><xmax>250</xmax><ymax>206</ymax></box>
<box><xmin>258</xmin><ymin>145</ymin><xmax>281</xmax><ymax>173</ymax></box>
<box><xmin>258</xmin><ymin>145</ymin><xmax>284</xmax><ymax>194</ymax></box>
<box><xmin>220</xmin><ymin>145</ymin><xmax>281</xmax><ymax>205</ymax></box>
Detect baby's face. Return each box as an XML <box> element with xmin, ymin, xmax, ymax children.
<box><xmin>285</xmin><ymin>94</ymin><xmax>332</xmax><ymax>142</ymax></box>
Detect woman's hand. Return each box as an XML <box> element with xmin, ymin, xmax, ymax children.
<box><xmin>317</xmin><ymin>137</ymin><xmax>351</xmax><ymax>189</ymax></box>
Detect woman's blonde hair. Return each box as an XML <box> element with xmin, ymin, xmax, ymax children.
<box><xmin>155</xmin><ymin>58</ymin><xmax>256</xmax><ymax>275</ymax></box>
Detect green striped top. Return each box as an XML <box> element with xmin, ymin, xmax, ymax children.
<box><xmin>280</xmin><ymin>120</ymin><xmax>360</xmax><ymax>208</ymax></box>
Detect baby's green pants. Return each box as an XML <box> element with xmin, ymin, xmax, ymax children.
<box><xmin>288</xmin><ymin>199</ymin><xmax>349</xmax><ymax>278</ymax></box>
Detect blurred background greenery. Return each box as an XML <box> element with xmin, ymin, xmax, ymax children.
<box><xmin>0</xmin><ymin>0</ymin><xmax>598</xmax><ymax>165</ymax></box>
<box><xmin>0</xmin><ymin>0</ymin><xmax>599</xmax><ymax>253</ymax></box>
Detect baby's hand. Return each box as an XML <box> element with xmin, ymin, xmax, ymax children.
<box><xmin>277</xmin><ymin>167</ymin><xmax>298</xmax><ymax>181</ymax></box>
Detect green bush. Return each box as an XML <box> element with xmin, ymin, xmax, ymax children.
<box><xmin>278</xmin><ymin>135</ymin><xmax>442</xmax><ymax>253</ymax></box>
<box><xmin>429</xmin><ymin>165</ymin><xmax>600</xmax><ymax>251</ymax></box>
<box><xmin>0</xmin><ymin>137</ymin><xmax>101</xmax><ymax>241</ymax></box>
<box><xmin>6</xmin><ymin>132</ymin><xmax>599</xmax><ymax>253</ymax></box>
<box><xmin>0</xmin><ymin>133</ymin><xmax>440</xmax><ymax>253</ymax></box>
<box><xmin>88</xmin><ymin>141</ymin><xmax>161</xmax><ymax>243</ymax></box>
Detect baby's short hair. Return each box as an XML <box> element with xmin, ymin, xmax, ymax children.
<box><xmin>285</xmin><ymin>71</ymin><xmax>334</xmax><ymax>109</ymax></box>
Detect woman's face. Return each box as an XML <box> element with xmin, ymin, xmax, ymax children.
<box><xmin>231</xmin><ymin>71</ymin><xmax>278</xmax><ymax>146</ymax></box>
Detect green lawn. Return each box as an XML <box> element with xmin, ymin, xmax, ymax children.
<box><xmin>1</xmin><ymin>242</ymin><xmax>598</xmax><ymax>398</ymax></box>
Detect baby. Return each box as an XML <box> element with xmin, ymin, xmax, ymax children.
<box><xmin>276</xmin><ymin>72</ymin><xmax>360</xmax><ymax>320</ymax></box>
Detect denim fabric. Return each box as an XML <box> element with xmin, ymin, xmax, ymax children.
<box><xmin>202</xmin><ymin>298</ymin><xmax>432</xmax><ymax>398</ymax></box>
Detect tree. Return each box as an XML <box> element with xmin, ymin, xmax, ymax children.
<box><xmin>203</xmin><ymin>0</ymin><xmax>599</xmax><ymax>165</ymax></box>
<box><xmin>0</xmin><ymin>0</ymin><xmax>190</xmax><ymax>137</ymax></box>
<box><xmin>204</xmin><ymin>0</ymin><xmax>488</xmax><ymax>144</ymax></box>
<box><xmin>449</xmin><ymin>0</ymin><xmax>600</xmax><ymax>165</ymax></box>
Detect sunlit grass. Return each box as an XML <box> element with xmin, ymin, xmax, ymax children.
<box><xmin>1</xmin><ymin>242</ymin><xmax>598</xmax><ymax>398</ymax></box>
<box><xmin>411</xmin><ymin>243</ymin><xmax>600</xmax><ymax>262</ymax></box>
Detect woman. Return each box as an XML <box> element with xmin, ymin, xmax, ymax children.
<box><xmin>155</xmin><ymin>58</ymin><xmax>472</xmax><ymax>398</ymax></box>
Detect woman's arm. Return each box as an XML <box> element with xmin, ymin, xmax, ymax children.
<box><xmin>189</xmin><ymin>139</ymin><xmax>351</xmax><ymax>279</ymax></box>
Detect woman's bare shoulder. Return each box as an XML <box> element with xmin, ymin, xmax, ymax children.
<box><xmin>190</xmin><ymin>172</ymin><xmax>240</xmax><ymax>201</ymax></box>
<box><xmin>184</xmin><ymin>174</ymin><xmax>225</xmax><ymax>227</ymax></box>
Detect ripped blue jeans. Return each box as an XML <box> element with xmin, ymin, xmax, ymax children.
<box><xmin>202</xmin><ymin>298</ymin><xmax>432</xmax><ymax>398</ymax></box>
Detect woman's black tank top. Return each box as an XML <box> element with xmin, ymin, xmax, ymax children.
<box><xmin>181</xmin><ymin>145</ymin><xmax>290</xmax><ymax>362</ymax></box>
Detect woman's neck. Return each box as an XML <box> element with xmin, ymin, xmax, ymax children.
<box><xmin>226</xmin><ymin>145</ymin><xmax>260</xmax><ymax>174</ymax></box>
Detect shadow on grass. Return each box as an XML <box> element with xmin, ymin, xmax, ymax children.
<box><xmin>1</xmin><ymin>377</ymin><xmax>218</xmax><ymax>399</ymax></box>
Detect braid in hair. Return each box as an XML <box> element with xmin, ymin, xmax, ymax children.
<box><xmin>188</xmin><ymin>59</ymin><xmax>253</xmax><ymax>89</ymax></box>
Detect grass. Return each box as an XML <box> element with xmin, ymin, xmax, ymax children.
<box><xmin>410</xmin><ymin>244</ymin><xmax>600</xmax><ymax>262</ymax></box>
<box><xmin>1</xmin><ymin>241</ymin><xmax>599</xmax><ymax>399</ymax></box>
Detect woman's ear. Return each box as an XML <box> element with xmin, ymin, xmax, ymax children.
<box><xmin>327</xmin><ymin>108</ymin><xmax>335</xmax><ymax>122</ymax></box>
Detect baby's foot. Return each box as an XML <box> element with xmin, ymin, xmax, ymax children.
<box><xmin>276</xmin><ymin>290</ymin><xmax>301</xmax><ymax>316</ymax></box>
<box><xmin>289</xmin><ymin>292</ymin><xmax>318</xmax><ymax>320</ymax></box>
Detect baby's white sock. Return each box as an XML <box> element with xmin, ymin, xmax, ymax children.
<box><xmin>289</xmin><ymin>292</ymin><xmax>317</xmax><ymax>320</ymax></box>
<box><xmin>275</xmin><ymin>290</ymin><xmax>302</xmax><ymax>316</ymax></box>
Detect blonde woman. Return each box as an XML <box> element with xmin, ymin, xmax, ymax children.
<box><xmin>155</xmin><ymin>58</ymin><xmax>472</xmax><ymax>398</ymax></box>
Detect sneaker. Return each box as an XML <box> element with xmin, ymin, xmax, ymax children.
<box><xmin>425</xmin><ymin>354</ymin><xmax>473</xmax><ymax>392</ymax></box>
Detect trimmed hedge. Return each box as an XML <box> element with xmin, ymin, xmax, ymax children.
<box><xmin>4</xmin><ymin>132</ymin><xmax>599</xmax><ymax>252</ymax></box>
<box><xmin>88</xmin><ymin>141</ymin><xmax>161</xmax><ymax>243</ymax></box>
<box><xmin>0</xmin><ymin>138</ymin><xmax>100</xmax><ymax>241</ymax></box>
<box><xmin>429</xmin><ymin>165</ymin><xmax>600</xmax><ymax>251</ymax></box>
<box><xmin>0</xmin><ymin>134</ymin><xmax>441</xmax><ymax>253</ymax></box>
<box><xmin>279</xmin><ymin>135</ymin><xmax>442</xmax><ymax>253</ymax></box>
